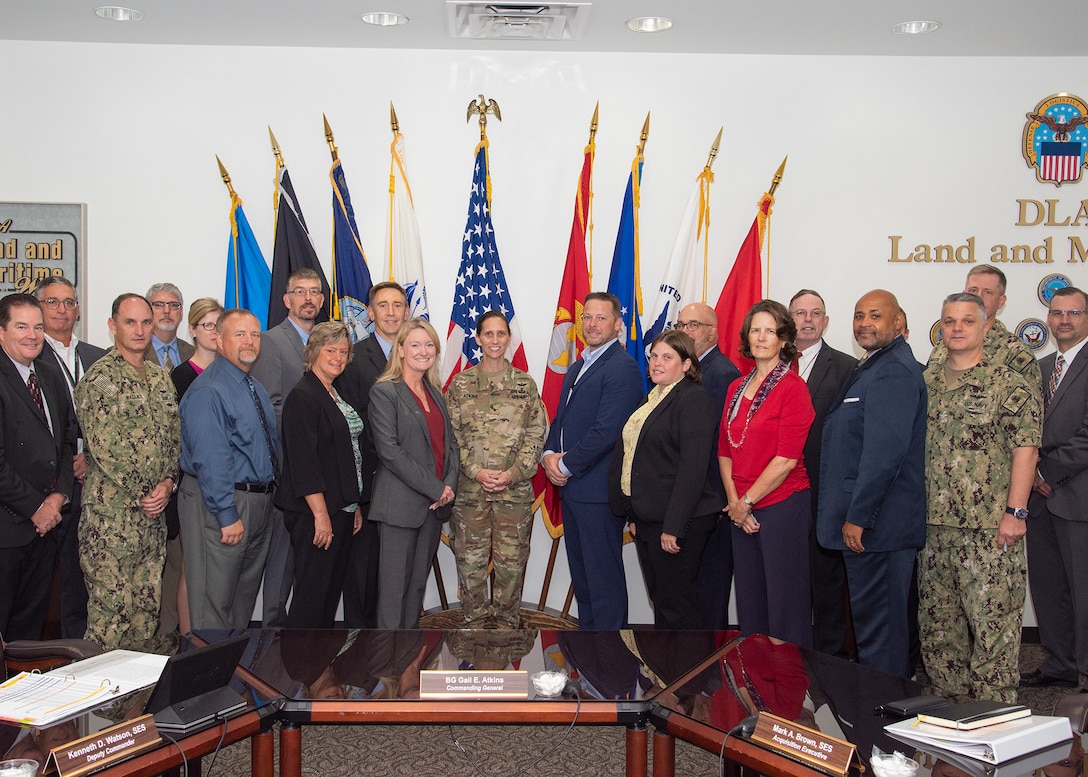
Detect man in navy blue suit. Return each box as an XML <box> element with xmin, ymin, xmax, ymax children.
<box><xmin>542</xmin><ymin>292</ymin><xmax>643</xmax><ymax>629</ymax></box>
<box><xmin>817</xmin><ymin>289</ymin><xmax>926</xmax><ymax>679</ymax></box>
<box><xmin>677</xmin><ymin>302</ymin><xmax>740</xmax><ymax>629</ymax></box>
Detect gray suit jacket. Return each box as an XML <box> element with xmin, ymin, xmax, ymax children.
<box><xmin>143</xmin><ymin>337</ymin><xmax>194</xmax><ymax>368</ymax></box>
<box><xmin>250</xmin><ymin>318</ymin><xmax>305</xmax><ymax>428</ymax></box>
<box><xmin>368</xmin><ymin>380</ymin><xmax>459</xmax><ymax>528</ymax></box>
<box><xmin>1035</xmin><ymin>345</ymin><xmax>1088</xmax><ymax>521</ymax></box>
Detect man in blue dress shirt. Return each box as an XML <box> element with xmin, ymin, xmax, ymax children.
<box><xmin>179</xmin><ymin>309</ymin><xmax>280</xmax><ymax>630</ymax></box>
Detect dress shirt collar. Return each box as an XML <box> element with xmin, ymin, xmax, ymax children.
<box><xmin>1057</xmin><ymin>334</ymin><xmax>1088</xmax><ymax>362</ymax></box>
<box><xmin>374</xmin><ymin>332</ymin><xmax>394</xmax><ymax>360</ymax></box>
<box><xmin>795</xmin><ymin>339</ymin><xmax>824</xmax><ymax>382</ymax></box>
<box><xmin>287</xmin><ymin>316</ymin><xmax>310</xmax><ymax>346</ymax></box>
<box><xmin>151</xmin><ymin>334</ymin><xmax>179</xmax><ymax>366</ymax></box>
<box><xmin>580</xmin><ymin>337</ymin><xmax>617</xmax><ymax>374</ymax></box>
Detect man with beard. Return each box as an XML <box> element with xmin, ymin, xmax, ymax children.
<box><xmin>143</xmin><ymin>282</ymin><xmax>194</xmax><ymax>370</ymax></box>
<box><xmin>179</xmin><ymin>309</ymin><xmax>279</xmax><ymax>629</ymax></box>
<box><xmin>251</xmin><ymin>268</ymin><xmax>324</xmax><ymax>626</ymax></box>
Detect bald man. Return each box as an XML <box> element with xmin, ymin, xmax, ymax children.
<box><xmin>676</xmin><ymin>302</ymin><xmax>741</xmax><ymax>628</ymax></box>
<box><xmin>816</xmin><ymin>290</ymin><xmax>927</xmax><ymax>679</ymax></box>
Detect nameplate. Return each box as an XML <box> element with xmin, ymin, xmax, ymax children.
<box><xmin>419</xmin><ymin>670</ymin><xmax>528</xmax><ymax>699</ymax></box>
<box><xmin>750</xmin><ymin>712</ymin><xmax>856</xmax><ymax>777</ymax></box>
<box><xmin>46</xmin><ymin>714</ymin><xmax>161</xmax><ymax>777</ymax></box>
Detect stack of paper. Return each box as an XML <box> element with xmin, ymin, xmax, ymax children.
<box><xmin>884</xmin><ymin>714</ymin><xmax>1073</xmax><ymax>764</ymax></box>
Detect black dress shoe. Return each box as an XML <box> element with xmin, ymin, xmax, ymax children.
<box><xmin>1020</xmin><ymin>669</ymin><xmax>1078</xmax><ymax>688</ymax></box>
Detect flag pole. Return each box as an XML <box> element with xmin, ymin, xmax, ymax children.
<box><xmin>216</xmin><ymin>156</ymin><xmax>241</xmax><ymax>308</ymax></box>
<box><xmin>587</xmin><ymin>102</ymin><xmax>596</xmax><ymax>285</ymax></box>
<box><xmin>268</xmin><ymin>126</ymin><xmax>286</xmax><ymax>234</ymax></box>
<box><xmin>631</xmin><ymin>112</ymin><xmax>649</xmax><ymax>319</ymax></box>
<box><xmin>324</xmin><ymin>114</ymin><xmax>342</xmax><ymax>309</ymax></box>
<box><xmin>388</xmin><ymin>102</ymin><xmax>399</xmax><ymax>282</ymax></box>
<box><xmin>700</xmin><ymin>128</ymin><xmax>723</xmax><ymax>302</ymax></box>
<box><xmin>323</xmin><ymin>113</ymin><xmax>339</xmax><ymax>163</ymax></box>
<box><xmin>466</xmin><ymin>95</ymin><xmax>502</xmax><ymax>205</ymax></box>
<box><xmin>765</xmin><ymin>155</ymin><xmax>787</xmax><ymax>294</ymax></box>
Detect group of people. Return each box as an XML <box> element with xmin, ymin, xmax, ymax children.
<box><xmin>2</xmin><ymin>263</ymin><xmax>1084</xmax><ymax>707</ymax></box>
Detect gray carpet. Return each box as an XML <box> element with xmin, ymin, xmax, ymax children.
<box><xmin>199</xmin><ymin>644</ymin><xmax>1083</xmax><ymax>776</ymax></box>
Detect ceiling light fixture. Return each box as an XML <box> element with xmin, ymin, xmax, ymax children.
<box><xmin>891</xmin><ymin>20</ymin><xmax>940</xmax><ymax>35</ymax></box>
<box><xmin>361</xmin><ymin>11</ymin><xmax>409</xmax><ymax>26</ymax></box>
<box><xmin>93</xmin><ymin>6</ymin><xmax>144</xmax><ymax>21</ymax></box>
<box><xmin>626</xmin><ymin>16</ymin><xmax>672</xmax><ymax>33</ymax></box>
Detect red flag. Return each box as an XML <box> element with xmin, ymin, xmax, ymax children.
<box><xmin>532</xmin><ymin>143</ymin><xmax>594</xmax><ymax>539</ymax></box>
<box><xmin>714</xmin><ymin>192</ymin><xmax>774</xmax><ymax>374</ymax></box>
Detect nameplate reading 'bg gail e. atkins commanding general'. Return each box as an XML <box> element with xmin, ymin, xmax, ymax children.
<box><xmin>420</xmin><ymin>670</ymin><xmax>529</xmax><ymax>699</ymax></box>
<box><xmin>751</xmin><ymin>712</ymin><xmax>856</xmax><ymax>777</ymax></box>
<box><xmin>46</xmin><ymin>714</ymin><xmax>161</xmax><ymax>777</ymax></box>
<box><xmin>0</xmin><ymin>202</ymin><xmax>85</xmax><ymax>297</ymax></box>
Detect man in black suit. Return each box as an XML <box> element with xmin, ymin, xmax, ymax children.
<box><xmin>678</xmin><ymin>302</ymin><xmax>741</xmax><ymax>629</ymax></box>
<box><xmin>336</xmin><ymin>281</ymin><xmax>409</xmax><ymax>628</ymax></box>
<box><xmin>34</xmin><ymin>277</ymin><xmax>107</xmax><ymax>639</ymax></box>
<box><xmin>0</xmin><ymin>293</ymin><xmax>77</xmax><ymax>641</ymax></box>
<box><xmin>1024</xmin><ymin>286</ymin><xmax>1088</xmax><ymax>690</ymax></box>
<box><xmin>788</xmin><ymin>289</ymin><xmax>856</xmax><ymax>656</ymax></box>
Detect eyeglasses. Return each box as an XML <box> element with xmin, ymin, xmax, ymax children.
<box><xmin>288</xmin><ymin>288</ymin><xmax>323</xmax><ymax>298</ymax></box>
<box><xmin>675</xmin><ymin>320</ymin><xmax>713</xmax><ymax>331</ymax></box>
<box><xmin>197</xmin><ymin>322</ymin><xmax>217</xmax><ymax>331</ymax></box>
<box><xmin>41</xmin><ymin>297</ymin><xmax>78</xmax><ymax>309</ymax></box>
<box><xmin>151</xmin><ymin>301</ymin><xmax>182</xmax><ymax>311</ymax></box>
<box><xmin>1048</xmin><ymin>309</ymin><xmax>1086</xmax><ymax>319</ymax></box>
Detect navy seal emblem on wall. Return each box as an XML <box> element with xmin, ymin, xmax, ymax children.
<box><xmin>1024</xmin><ymin>94</ymin><xmax>1088</xmax><ymax>187</ymax></box>
<box><xmin>1038</xmin><ymin>273</ymin><xmax>1072</xmax><ymax>306</ymax></box>
<box><xmin>1017</xmin><ymin>318</ymin><xmax>1050</xmax><ymax>351</ymax></box>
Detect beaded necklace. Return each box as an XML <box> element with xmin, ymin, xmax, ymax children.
<box><xmin>725</xmin><ymin>360</ymin><xmax>790</xmax><ymax>449</ymax></box>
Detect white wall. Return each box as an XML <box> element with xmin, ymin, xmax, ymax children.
<box><xmin>3</xmin><ymin>39</ymin><xmax>1083</xmax><ymax>624</ymax></box>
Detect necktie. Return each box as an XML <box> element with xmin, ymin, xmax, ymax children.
<box><xmin>161</xmin><ymin>347</ymin><xmax>175</xmax><ymax>373</ymax></box>
<box><xmin>27</xmin><ymin>370</ymin><xmax>46</xmax><ymax>420</ymax></box>
<box><xmin>1046</xmin><ymin>354</ymin><xmax>1065</xmax><ymax>408</ymax></box>
<box><xmin>246</xmin><ymin>375</ymin><xmax>280</xmax><ymax>481</ymax></box>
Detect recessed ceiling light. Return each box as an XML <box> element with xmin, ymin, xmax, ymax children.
<box><xmin>890</xmin><ymin>20</ymin><xmax>940</xmax><ymax>35</ymax></box>
<box><xmin>361</xmin><ymin>11</ymin><xmax>409</xmax><ymax>26</ymax></box>
<box><xmin>626</xmin><ymin>16</ymin><xmax>672</xmax><ymax>33</ymax></box>
<box><xmin>94</xmin><ymin>6</ymin><xmax>144</xmax><ymax>21</ymax></box>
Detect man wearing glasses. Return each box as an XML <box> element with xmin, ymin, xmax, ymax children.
<box><xmin>251</xmin><ymin>268</ymin><xmax>325</xmax><ymax>627</ymax></box>
<box><xmin>142</xmin><ymin>282</ymin><xmax>194</xmax><ymax>371</ymax></box>
<box><xmin>1024</xmin><ymin>287</ymin><xmax>1088</xmax><ymax>691</ymax></box>
<box><xmin>674</xmin><ymin>302</ymin><xmax>740</xmax><ymax>629</ymax></box>
<box><xmin>33</xmin><ymin>277</ymin><xmax>107</xmax><ymax>639</ymax></box>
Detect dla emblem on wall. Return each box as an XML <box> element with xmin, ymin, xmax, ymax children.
<box><xmin>1023</xmin><ymin>93</ymin><xmax>1088</xmax><ymax>186</ymax></box>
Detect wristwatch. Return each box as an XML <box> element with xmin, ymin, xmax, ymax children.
<box><xmin>1005</xmin><ymin>506</ymin><xmax>1029</xmax><ymax>521</ymax></box>
<box><xmin>742</xmin><ymin>494</ymin><xmax>755</xmax><ymax>508</ymax></box>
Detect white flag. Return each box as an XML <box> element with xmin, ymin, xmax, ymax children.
<box><xmin>386</xmin><ymin>132</ymin><xmax>429</xmax><ymax>319</ymax></box>
<box><xmin>643</xmin><ymin>169</ymin><xmax>713</xmax><ymax>345</ymax></box>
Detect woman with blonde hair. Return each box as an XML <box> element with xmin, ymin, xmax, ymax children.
<box><xmin>368</xmin><ymin>318</ymin><xmax>459</xmax><ymax>629</ymax></box>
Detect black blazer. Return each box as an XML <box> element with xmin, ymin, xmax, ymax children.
<box><xmin>608</xmin><ymin>377</ymin><xmax>719</xmax><ymax>538</ymax></box>
<box><xmin>275</xmin><ymin>371</ymin><xmax>362</xmax><ymax>515</ymax></box>
<box><xmin>335</xmin><ymin>334</ymin><xmax>389</xmax><ymax>503</ymax></box>
<box><xmin>803</xmin><ymin>340</ymin><xmax>856</xmax><ymax>495</ymax></box>
<box><xmin>0</xmin><ymin>354</ymin><xmax>77</xmax><ymax>548</ymax></box>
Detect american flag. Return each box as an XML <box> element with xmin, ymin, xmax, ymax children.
<box><xmin>441</xmin><ymin>141</ymin><xmax>529</xmax><ymax>387</ymax></box>
<box><xmin>1041</xmin><ymin>141</ymin><xmax>1083</xmax><ymax>184</ymax></box>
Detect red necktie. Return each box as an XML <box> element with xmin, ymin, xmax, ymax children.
<box><xmin>27</xmin><ymin>370</ymin><xmax>46</xmax><ymax>420</ymax></box>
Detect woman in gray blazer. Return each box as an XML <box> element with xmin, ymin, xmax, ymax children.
<box><xmin>368</xmin><ymin>318</ymin><xmax>458</xmax><ymax>629</ymax></box>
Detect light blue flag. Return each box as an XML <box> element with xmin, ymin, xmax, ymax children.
<box><xmin>225</xmin><ymin>193</ymin><xmax>271</xmax><ymax>330</ymax></box>
<box><xmin>606</xmin><ymin>157</ymin><xmax>647</xmax><ymax>389</ymax></box>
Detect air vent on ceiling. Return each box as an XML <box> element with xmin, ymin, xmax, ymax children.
<box><xmin>446</xmin><ymin>2</ymin><xmax>591</xmax><ymax>41</ymax></box>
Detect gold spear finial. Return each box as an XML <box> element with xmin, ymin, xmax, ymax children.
<box><xmin>466</xmin><ymin>94</ymin><xmax>501</xmax><ymax>141</ymax></box>
<box><xmin>637</xmin><ymin>112</ymin><xmax>651</xmax><ymax>157</ymax></box>
<box><xmin>589</xmin><ymin>101</ymin><xmax>599</xmax><ymax>143</ymax></box>
<box><xmin>390</xmin><ymin>101</ymin><xmax>400</xmax><ymax>135</ymax></box>
<box><xmin>323</xmin><ymin>113</ymin><xmax>339</xmax><ymax>163</ymax></box>
<box><xmin>215</xmin><ymin>155</ymin><xmax>236</xmax><ymax>198</ymax></box>
<box><xmin>268</xmin><ymin>126</ymin><xmax>284</xmax><ymax>168</ymax></box>
<box><xmin>769</xmin><ymin>155</ymin><xmax>787</xmax><ymax>195</ymax></box>
<box><xmin>705</xmin><ymin>128</ymin><xmax>723</xmax><ymax>171</ymax></box>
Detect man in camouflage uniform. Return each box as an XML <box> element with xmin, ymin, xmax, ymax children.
<box><xmin>927</xmin><ymin>265</ymin><xmax>1040</xmax><ymax>385</ymax></box>
<box><xmin>446</xmin><ymin>310</ymin><xmax>548</xmax><ymax>628</ymax></box>
<box><xmin>76</xmin><ymin>294</ymin><xmax>180</xmax><ymax>653</ymax></box>
<box><xmin>920</xmin><ymin>292</ymin><xmax>1041</xmax><ymax>702</ymax></box>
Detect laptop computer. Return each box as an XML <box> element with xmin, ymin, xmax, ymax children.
<box><xmin>144</xmin><ymin>634</ymin><xmax>250</xmax><ymax>735</ymax></box>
